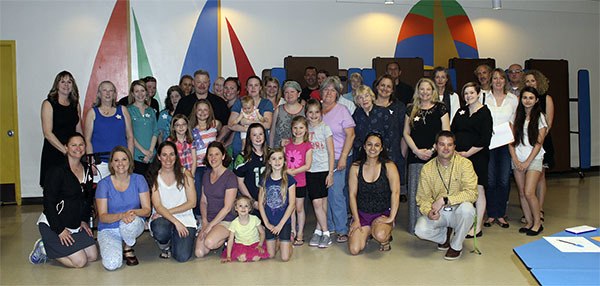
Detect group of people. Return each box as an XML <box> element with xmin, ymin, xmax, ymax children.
<box><xmin>31</xmin><ymin>61</ymin><xmax>555</xmax><ymax>268</ymax></box>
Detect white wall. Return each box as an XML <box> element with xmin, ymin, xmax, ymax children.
<box><xmin>1</xmin><ymin>0</ymin><xmax>598</xmax><ymax>197</ymax></box>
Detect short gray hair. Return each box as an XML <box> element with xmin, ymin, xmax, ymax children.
<box><xmin>320</xmin><ymin>76</ymin><xmax>343</xmax><ymax>100</ymax></box>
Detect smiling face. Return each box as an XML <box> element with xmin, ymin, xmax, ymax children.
<box><xmin>223</xmin><ymin>80</ymin><xmax>239</xmax><ymax>102</ymax></box>
<box><xmin>463</xmin><ymin>86</ymin><xmax>479</xmax><ymax>106</ymax></box>
<box><xmin>521</xmin><ymin>91</ymin><xmax>538</xmax><ymax>110</ymax></box>
<box><xmin>110</xmin><ymin>151</ymin><xmax>130</xmax><ymax>175</ymax></box>
<box><xmin>133</xmin><ymin>84</ymin><xmax>147</xmax><ymax>104</ymax></box>
<box><xmin>195</xmin><ymin>102</ymin><xmax>210</xmax><ymax>122</ymax></box>
<box><xmin>206</xmin><ymin>146</ymin><xmax>225</xmax><ymax>168</ymax></box>
<box><xmin>246</xmin><ymin>78</ymin><xmax>261</xmax><ymax>97</ymax></box>
<box><xmin>146</xmin><ymin>81</ymin><xmax>157</xmax><ymax>97</ymax></box>
<box><xmin>213</xmin><ymin>78</ymin><xmax>224</xmax><ymax>96</ymax></box>
<box><xmin>492</xmin><ymin>71</ymin><xmax>506</xmax><ymax>92</ymax></box>
<box><xmin>268</xmin><ymin>151</ymin><xmax>285</xmax><ymax>172</ymax></box>
<box><xmin>321</xmin><ymin>84</ymin><xmax>338</xmax><ymax>106</ymax></box>
<box><xmin>434</xmin><ymin>70</ymin><xmax>448</xmax><ymax>90</ymax></box>
<box><xmin>180</xmin><ymin>77</ymin><xmax>193</xmax><ymax>95</ymax></box>
<box><xmin>476</xmin><ymin>66</ymin><xmax>491</xmax><ymax>87</ymax></box>
<box><xmin>158</xmin><ymin>145</ymin><xmax>177</xmax><ymax>170</ymax></box>
<box><xmin>507</xmin><ymin>64</ymin><xmax>523</xmax><ymax>84</ymax></box>
<box><xmin>57</xmin><ymin>76</ymin><xmax>73</xmax><ymax>97</ymax></box>
<box><xmin>98</xmin><ymin>82</ymin><xmax>116</xmax><ymax>104</ymax></box>
<box><xmin>377</xmin><ymin>78</ymin><xmax>394</xmax><ymax>99</ymax></box>
<box><xmin>524</xmin><ymin>74</ymin><xmax>538</xmax><ymax>89</ymax></box>
<box><xmin>306</xmin><ymin>105</ymin><xmax>322</xmax><ymax>125</ymax></box>
<box><xmin>317</xmin><ymin>72</ymin><xmax>328</xmax><ymax>86</ymax></box>
<box><xmin>265</xmin><ymin>81</ymin><xmax>279</xmax><ymax>98</ymax></box>
<box><xmin>169</xmin><ymin>91</ymin><xmax>181</xmax><ymax>109</ymax></box>
<box><xmin>435</xmin><ymin>135</ymin><xmax>456</xmax><ymax>161</ymax></box>
<box><xmin>66</xmin><ymin>135</ymin><xmax>85</xmax><ymax>160</ymax></box>
<box><xmin>363</xmin><ymin>135</ymin><xmax>383</xmax><ymax>159</ymax></box>
<box><xmin>418</xmin><ymin>81</ymin><xmax>434</xmax><ymax>103</ymax></box>
<box><xmin>284</xmin><ymin>87</ymin><xmax>300</xmax><ymax>104</ymax></box>
<box><xmin>248</xmin><ymin>126</ymin><xmax>265</xmax><ymax>148</ymax></box>
<box><xmin>173</xmin><ymin>118</ymin><xmax>188</xmax><ymax>136</ymax></box>
<box><xmin>356</xmin><ymin>92</ymin><xmax>373</xmax><ymax>111</ymax></box>
<box><xmin>292</xmin><ymin>121</ymin><xmax>307</xmax><ymax>141</ymax></box>
<box><xmin>304</xmin><ymin>68</ymin><xmax>317</xmax><ymax>87</ymax></box>
<box><xmin>234</xmin><ymin>198</ymin><xmax>252</xmax><ymax>216</ymax></box>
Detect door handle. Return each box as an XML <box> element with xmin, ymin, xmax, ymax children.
<box><xmin>7</xmin><ymin>130</ymin><xmax>14</xmax><ymax>137</ymax></box>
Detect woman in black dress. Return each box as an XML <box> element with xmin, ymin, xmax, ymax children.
<box><xmin>451</xmin><ymin>82</ymin><xmax>493</xmax><ymax>237</ymax></box>
<box><xmin>40</xmin><ymin>71</ymin><xmax>81</xmax><ymax>187</ymax></box>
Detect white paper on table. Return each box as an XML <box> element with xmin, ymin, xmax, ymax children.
<box><xmin>565</xmin><ymin>225</ymin><xmax>597</xmax><ymax>234</ymax></box>
<box><xmin>489</xmin><ymin>122</ymin><xmax>514</xmax><ymax>150</ymax></box>
<box><xmin>544</xmin><ymin>236</ymin><xmax>600</xmax><ymax>253</ymax></box>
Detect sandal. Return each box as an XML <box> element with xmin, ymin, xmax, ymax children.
<box><xmin>336</xmin><ymin>234</ymin><xmax>348</xmax><ymax>243</ymax></box>
<box><xmin>123</xmin><ymin>248</ymin><xmax>139</xmax><ymax>266</ymax></box>
<box><xmin>379</xmin><ymin>241</ymin><xmax>391</xmax><ymax>252</ymax></box>
<box><xmin>159</xmin><ymin>247</ymin><xmax>171</xmax><ymax>259</ymax></box>
<box><xmin>293</xmin><ymin>239</ymin><xmax>304</xmax><ymax>246</ymax></box>
<box><xmin>540</xmin><ymin>210</ymin><xmax>545</xmax><ymax>222</ymax></box>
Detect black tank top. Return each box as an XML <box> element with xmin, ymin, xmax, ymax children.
<box><xmin>357</xmin><ymin>162</ymin><xmax>391</xmax><ymax>213</ymax></box>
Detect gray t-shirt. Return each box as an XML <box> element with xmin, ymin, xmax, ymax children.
<box><xmin>308</xmin><ymin>122</ymin><xmax>333</xmax><ymax>172</ymax></box>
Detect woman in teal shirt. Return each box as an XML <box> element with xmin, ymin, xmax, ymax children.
<box><xmin>127</xmin><ymin>80</ymin><xmax>159</xmax><ymax>175</ymax></box>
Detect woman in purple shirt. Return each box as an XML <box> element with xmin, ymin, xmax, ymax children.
<box><xmin>194</xmin><ymin>141</ymin><xmax>238</xmax><ymax>257</ymax></box>
<box><xmin>321</xmin><ymin>76</ymin><xmax>356</xmax><ymax>243</ymax></box>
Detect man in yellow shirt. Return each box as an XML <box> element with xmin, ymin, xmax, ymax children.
<box><xmin>415</xmin><ymin>131</ymin><xmax>478</xmax><ymax>260</ymax></box>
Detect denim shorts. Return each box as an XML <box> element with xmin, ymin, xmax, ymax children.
<box><xmin>265</xmin><ymin>223</ymin><xmax>291</xmax><ymax>242</ymax></box>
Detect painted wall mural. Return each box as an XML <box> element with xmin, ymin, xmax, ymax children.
<box><xmin>394</xmin><ymin>0</ymin><xmax>478</xmax><ymax>68</ymax></box>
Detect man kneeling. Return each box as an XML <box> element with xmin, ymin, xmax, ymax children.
<box><xmin>415</xmin><ymin>131</ymin><xmax>478</xmax><ymax>260</ymax></box>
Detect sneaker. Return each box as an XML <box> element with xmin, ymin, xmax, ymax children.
<box><xmin>309</xmin><ymin>233</ymin><xmax>321</xmax><ymax>247</ymax></box>
<box><xmin>29</xmin><ymin>239</ymin><xmax>47</xmax><ymax>264</ymax></box>
<box><xmin>318</xmin><ymin>235</ymin><xmax>332</xmax><ymax>248</ymax></box>
<box><xmin>444</xmin><ymin>247</ymin><xmax>462</xmax><ymax>260</ymax></box>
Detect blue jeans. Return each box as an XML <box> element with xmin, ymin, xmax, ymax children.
<box><xmin>327</xmin><ymin>159</ymin><xmax>349</xmax><ymax>235</ymax></box>
<box><xmin>486</xmin><ymin>145</ymin><xmax>511</xmax><ymax>218</ymax></box>
<box><xmin>150</xmin><ymin>217</ymin><xmax>195</xmax><ymax>262</ymax></box>
<box><xmin>194</xmin><ymin>166</ymin><xmax>207</xmax><ymax>216</ymax></box>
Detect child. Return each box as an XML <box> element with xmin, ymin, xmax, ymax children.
<box><xmin>305</xmin><ymin>99</ymin><xmax>334</xmax><ymax>248</ymax></box>
<box><xmin>167</xmin><ymin>114</ymin><xmax>197</xmax><ymax>176</ymax></box>
<box><xmin>221</xmin><ymin>196</ymin><xmax>270</xmax><ymax>262</ymax></box>
<box><xmin>232</xmin><ymin>96</ymin><xmax>264</xmax><ymax>147</ymax></box>
<box><xmin>285</xmin><ymin>116</ymin><xmax>313</xmax><ymax>246</ymax></box>
<box><xmin>258</xmin><ymin>148</ymin><xmax>296</xmax><ymax>261</ymax></box>
<box><xmin>509</xmin><ymin>86</ymin><xmax>547</xmax><ymax>236</ymax></box>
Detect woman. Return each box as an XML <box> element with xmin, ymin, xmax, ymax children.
<box><xmin>40</xmin><ymin>71</ymin><xmax>81</xmax><ymax>187</ymax></box>
<box><xmin>234</xmin><ymin>123</ymin><xmax>269</xmax><ymax>211</ymax></box>
<box><xmin>481</xmin><ymin>68</ymin><xmax>518</xmax><ymax>228</ymax></box>
<box><xmin>263</xmin><ymin>76</ymin><xmax>283</xmax><ymax>107</ymax></box>
<box><xmin>96</xmin><ymin>146</ymin><xmax>151</xmax><ymax>270</ymax></box>
<box><xmin>147</xmin><ymin>141</ymin><xmax>196</xmax><ymax>262</ymax></box>
<box><xmin>342</xmin><ymin>72</ymin><xmax>363</xmax><ymax>103</ymax></box>
<box><xmin>451</xmin><ymin>82</ymin><xmax>493</xmax><ymax>237</ymax></box>
<box><xmin>157</xmin><ymin>85</ymin><xmax>183</xmax><ymax>143</ymax></box>
<box><xmin>227</xmin><ymin>76</ymin><xmax>274</xmax><ymax>157</ymax></box>
<box><xmin>373</xmin><ymin>75</ymin><xmax>407</xmax><ymax>194</ymax></box>
<box><xmin>30</xmin><ymin>133</ymin><xmax>98</xmax><ymax>267</ymax></box>
<box><xmin>212</xmin><ymin>76</ymin><xmax>225</xmax><ymax>100</ymax></box>
<box><xmin>127</xmin><ymin>80</ymin><xmax>159</xmax><ymax>175</ymax></box>
<box><xmin>348</xmin><ymin>133</ymin><xmax>400</xmax><ymax>254</ymax></box>
<box><xmin>509</xmin><ymin>87</ymin><xmax>547</xmax><ymax>236</ymax></box>
<box><xmin>84</xmin><ymin>80</ymin><xmax>134</xmax><ymax>180</ymax></box>
<box><xmin>269</xmin><ymin>81</ymin><xmax>304</xmax><ymax>147</ymax></box>
<box><xmin>432</xmin><ymin>66</ymin><xmax>462</xmax><ymax>123</ymax></box>
<box><xmin>524</xmin><ymin>70</ymin><xmax>554</xmax><ymax>222</ymax></box>
<box><xmin>321</xmin><ymin>76</ymin><xmax>356</xmax><ymax>243</ymax></box>
<box><xmin>403</xmin><ymin>78</ymin><xmax>450</xmax><ymax>234</ymax></box>
<box><xmin>217</xmin><ymin>77</ymin><xmax>241</xmax><ymax>149</ymax></box>
<box><xmin>194</xmin><ymin>141</ymin><xmax>238</xmax><ymax>257</ymax></box>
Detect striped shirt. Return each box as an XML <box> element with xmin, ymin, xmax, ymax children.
<box><xmin>192</xmin><ymin>125</ymin><xmax>218</xmax><ymax>167</ymax></box>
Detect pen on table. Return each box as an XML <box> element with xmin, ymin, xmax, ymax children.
<box><xmin>557</xmin><ymin>239</ymin><xmax>584</xmax><ymax>248</ymax></box>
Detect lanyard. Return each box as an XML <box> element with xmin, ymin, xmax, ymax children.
<box><xmin>435</xmin><ymin>156</ymin><xmax>454</xmax><ymax>196</ymax></box>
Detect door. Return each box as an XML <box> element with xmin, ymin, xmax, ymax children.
<box><xmin>0</xmin><ymin>40</ymin><xmax>21</xmax><ymax>205</ymax></box>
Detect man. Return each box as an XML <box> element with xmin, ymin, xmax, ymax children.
<box><xmin>414</xmin><ymin>131</ymin><xmax>478</xmax><ymax>260</ymax></box>
<box><xmin>308</xmin><ymin>69</ymin><xmax>329</xmax><ymax>101</ymax></box>
<box><xmin>179</xmin><ymin>74</ymin><xmax>194</xmax><ymax>97</ymax></box>
<box><xmin>386</xmin><ymin>61</ymin><xmax>414</xmax><ymax>106</ymax></box>
<box><xmin>174</xmin><ymin>69</ymin><xmax>229</xmax><ymax>124</ymax></box>
<box><xmin>474</xmin><ymin>64</ymin><xmax>492</xmax><ymax>92</ymax></box>
<box><xmin>506</xmin><ymin>63</ymin><xmax>524</xmax><ymax>96</ymax></box>
<box><xmin>300</xmin><ymin>66</ymin><xmax>319</xmax><ymax>102</ymax></box>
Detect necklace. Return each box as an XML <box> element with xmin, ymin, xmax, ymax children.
<box><xmin>99</xmin><ymin>106</ymin><xmax>113</xmax><ymax>115</ymax></box>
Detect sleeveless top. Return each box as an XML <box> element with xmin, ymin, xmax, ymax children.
<box><xmin>192</xmin><ymin>125</ymin><xmax>218</xmax><ymax>167</ymax></box>
<box><xmin>92</xmin><ymin>106</ymin><xmax>128</xmax><ymax>161</ymax></box>
<box><xmin>357</xmin><ymin>162</ymin><xmax>391</xmax><ymax>213</ymax></box>
<box><xmin>39</xmin><ymin>99</ymin><xmax>79</xmax><ymax>186</ymax></box>
<box><xmin>152</xmin><ymin>173</ymin><xmax>197</xmax><ymax>228</ymax></box>
<box><xmin>273</xmin><ymin>104</ymin><xmax>305</xmax><ymax>147</ymax></box>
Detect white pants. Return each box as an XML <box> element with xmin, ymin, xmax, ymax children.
<box><xmin>97</xmin><ymin>216</ymin><xmax>144</xmax><ymax>271</ymax></box>
<box><xmin>414</xmin><ymin>202</ymin><xmax>475</xmax><ymax>251</ymax></box>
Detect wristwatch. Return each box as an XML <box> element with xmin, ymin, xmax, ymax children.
<box><xmin>443</xmin><ymin>197</ymin><xmax>449</xmax><ymax>205</ymax></box>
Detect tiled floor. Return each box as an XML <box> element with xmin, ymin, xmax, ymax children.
<box><xmin>1</xmin><ymin>173</ymin><xmax>598</xmax><ymax>285</ymax></box>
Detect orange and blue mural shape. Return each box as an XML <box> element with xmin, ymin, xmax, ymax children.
<box><xmin>395</xmin><ymin>0</ymin><xmax>478</xmax><ymax>68</ymax></box>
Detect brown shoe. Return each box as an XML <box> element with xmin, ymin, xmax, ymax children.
<box><xmin>437</xmin><ymin>227</ymin><xmax>452</xmax><ymax>251</ymax></box>
<box><xmin>123</xmin><ymin>248</ymin><xmax>139</xmax><ymax>266</ymax></box>
<box><xmin>444</xmin><ymin>247</ymin><xmax>462</xmax><ymax>260</ymax></box>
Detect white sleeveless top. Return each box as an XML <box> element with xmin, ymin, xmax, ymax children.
<box><xmin>152</xmin><ymin>173</ymin><xmax>197</xmax><ymax>228</ymax></box>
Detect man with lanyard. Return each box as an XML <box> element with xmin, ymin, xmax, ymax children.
<box><xmin>414</xmin><ymin>130</ymin><xmax>478</xmax><ymax>260</ymax></box>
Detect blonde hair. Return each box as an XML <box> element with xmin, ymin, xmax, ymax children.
<box><xmin>127</xmin><ymin>80</ymin><xmax>149</xmax><ymax>106</ymax></box>
<box><xmin>260</xmin><ymin>147</ymin><xmax>289</xmax><ymax>204</ymax></box>
<box><xmin>409</xmin><ymin>78</ymin><xmax>439</xmax><ymax>127</ymax></box>
<box><xmin>524</xmin><ymin>69</ymin><xmax>549</xmax><ymax>95</ymax></box>
<box><xmin>354</xmin><ymin>85</ymin><xmax>375</xmax><ymax>105</ymax></box>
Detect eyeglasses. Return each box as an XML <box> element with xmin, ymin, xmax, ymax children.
<box><xmin>507</xmin><ymin>69</ymin><xmax>523</xmax><ymax>74</ymax></box>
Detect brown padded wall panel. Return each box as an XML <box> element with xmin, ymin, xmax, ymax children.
<box><xmin>449</xmin><ymin>58</ymin><xmax>495</xmax><ymax>93</ymax></box>
<box><xmin>283</xmin><ymin>56</ymin><xmax>339</xmax><ymax>89</ymax></box>
<box><xmin>525</xmin><ymin>59</ymin><xmax>570</xmax><ymax>172</ymax></box>
<box><xmin>372</xmin><ymin>57</ymin><xmax>424</xmax><ymax>88</ymax></box>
